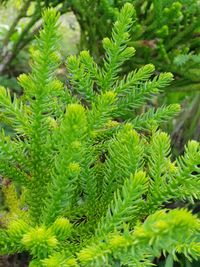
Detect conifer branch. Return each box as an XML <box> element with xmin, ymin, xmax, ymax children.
<box><xmin>77</xmin><ymin>209</ymin><xmax>200</xmax><ymax>266</ymax></box>
<box><xmin>96</xmin><ymin>171</ymin><xmax>148</xmax><ymax>237</ymax></box>
<box><xmin>132</xmin><ymin>104</ymin><xmax>181</xmax><ymax>130</ymax></box>
<box><xmin>99</xmin><ymin>3</ymin><xmax>136</xmax><ymax>91</ymax></box>
<box><xmin>67</xmin><ymin>55</ymin><xmax>95</xmax><ymax>102</ymax></box>
<box><xmin>176</xmin><ymin>140</ymin><xmax>200</xmax><ymax>201</ymax></box>
<box><xmin>100</xmin><ymin>124</ymin><xmax>144</xmax><ymax>208</ymax></box>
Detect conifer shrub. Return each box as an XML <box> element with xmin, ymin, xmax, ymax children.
<box><xmin>0</xmin><ymin>4</ymin><xmax>200</xmax><ymax>266</ymax></box>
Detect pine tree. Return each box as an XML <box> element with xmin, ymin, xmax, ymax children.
<box><xmin>0</xmin><ymin>4</ymin><xmax>200</xmax><ymax>266</ymax></box>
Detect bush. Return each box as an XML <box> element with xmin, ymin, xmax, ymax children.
<box><xmin>1</xmin><ymin>0</ymin><xmax>200</xmax><ymax>149</ymax></box>
<box><xmin>0</xmin><ymin>4</ymin><xmax>200</xmax><ymax>266</ymax></box>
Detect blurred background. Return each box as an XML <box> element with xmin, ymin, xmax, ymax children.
<box><xmin>0</xmin><ymin>0</ymin><xmax>199</xmax><ymax>266</ymax></box>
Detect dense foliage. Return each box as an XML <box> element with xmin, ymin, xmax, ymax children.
<box><xmin>0</xmin><ymin>0</ymin><xmax>200</xmax><ymax>151</ymax></box>
<box><xmin>71</xmin><ymin>0</ymin><xmax>200</xmax><ymax>149</ymax></box>
<box><xmin>0</xmin><ymin>4</ymin><xmax>200</xmax><ymax>266</ymax></box>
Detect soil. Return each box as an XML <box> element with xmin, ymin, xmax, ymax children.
<box><xmin>0</xmin><ymin>253</ymin><xmax>29</xmax><ymax>267</ymax></box>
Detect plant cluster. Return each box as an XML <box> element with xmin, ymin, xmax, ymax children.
<box><xmin>1</xmin><ymin>0</ymin><xmax>200</xmax><ymax>150</ymax></box>
<box><xmin>71</xmin><ymin>0</ymin><xmax>200</xmax><ymax>149</ymax></box>
<box><xmin>0</xmin><ymin>3</ymin><xmax>200</xmax><ymax>267</ymax></box>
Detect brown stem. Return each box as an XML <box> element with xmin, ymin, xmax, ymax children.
<box><xmin>2</xmin><ymin>0</ymin><xmax>31</xmax><ymax>47</ymax></box>
<box><xmin>0</xmin><ymin>10</ymin><xmax>41</xmax><ymax>74</ymax></box>
<box><xmin>0</xmin><ymin>2</ymin><xmax>71</xmax><ymax>74</ymax></box>
<box><xmin>0</xmin><ymin>0</ymin><xmax>32</xmax><ymax>74</ymax></box>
